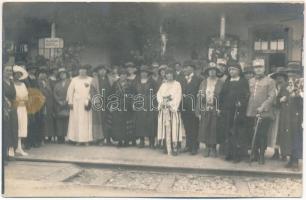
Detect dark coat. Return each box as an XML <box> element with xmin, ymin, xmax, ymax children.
<box><xmin>218</xmin><ymin>77</ymin><xmax>250</xmax><ymax>145</ymax></box>
<box><xmin>3</xmin><ymin>79</ymin><xmax>18</xmax><ymax>149</ymax></box>
<box><xmin>107</xmin><ymin>80</ymin><xmax>136</xmax><ymax>141</ymax></box>
<box><xmin>179</xmin><ymin>74</ymin><xmax>202</xmax><ymax>113</ymax></box>
<box><xmin>97</xmin><ymin>75</ymin><xmax>112</xmax><ymax>136</ymax></box>
<box><xmin>196</xmin><ymin>78</ymin><xmax>223</xmax><ymax>144</ymax></box>
<box><xmin>38</xmin><ymin>79</ymin><xmax>56</xmax><ymax>137</ymax></box>
<box><xmin>53</xmin><ymin>79</ymin><xmax>70</xmax><ymax>137</ymax></box>
<box><xmin>277</xmin><ymin>86</ymin><xmax>303</xmax><ymax>157</ymax></box>
<box><xmin>134</xmin><ymin>78</ymin><xmax>157</xmax><ymax>137</ymax></box>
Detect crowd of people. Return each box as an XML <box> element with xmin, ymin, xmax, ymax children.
<box><xmin>3</xmin><ymin>58</ymin><xmax>303</xmax><ymax>169</ymax></box>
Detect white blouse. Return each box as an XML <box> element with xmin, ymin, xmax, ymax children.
<box><xmin>157</xmin><ymin>81</ymin><xmax>182</xmax><ymax>111</ymax></box>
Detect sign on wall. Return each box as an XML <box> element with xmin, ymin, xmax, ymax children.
<box><xmin>44</xmin><ymin>38</ymin><xmax>64</xmax><ymax>49</ymax></box>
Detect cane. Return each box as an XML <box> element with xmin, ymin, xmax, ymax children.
<box><xmin>249</xmin><ymin>115</ymin><xmax>262</xmax><ymax>165</ymax></box>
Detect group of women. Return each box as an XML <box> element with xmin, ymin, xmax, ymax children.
<box><xmin>2</xmin><ymin>59</ymin><xmax>303</xmax><ymax>169</ymax></box>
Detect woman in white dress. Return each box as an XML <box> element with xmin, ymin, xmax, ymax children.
<box><xmin>157</xmin><ymin>67</ymin><xmax>185</xmax><ymax>156</ymax></box>
<box><xmin>67</xmin><ymin>65</ymin><xmax>93</xmax><ymax>145</ymax></box>
<box><xmin>13</xmin><ymin>65</ymin><xmax>29</xmax><ymax>156</ymax></box>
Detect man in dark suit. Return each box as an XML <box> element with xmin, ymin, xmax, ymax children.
<box><xmin>180</xmin><ymin>63</ymin><xmax>202</xmax><ymax>155</ymax></box>
<box><xmin>174</xmin><ymin>62</ymin><xmax>185</xmax><ymax>82</ymax></box>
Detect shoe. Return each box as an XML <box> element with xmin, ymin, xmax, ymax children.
<box><xmin>210</xmin><ymin>148</ymin><xmax>217</xmax><ymax>158</ymax></box>
<box><xmin>271</xmin><ymin>150</ymin><xmax>280</xmax><ymax>160</ymax></box>
<box><xmin>15</xmin><ymin>149</ymin><xmax>28</xmax><ymax>156</ymax></box>
<box><xmin>225</xmin><ymin>155</ymin><xmax>233</xmax><ymax>161</ymax></box>
<box><xmin>285</xmin><ymin>161</ymin><xmax>293</xmax><ymax>168</ymax></box>
<box><xmin>258</xmin><ymin>151</ymin><xmax>265</xmax><ymax>165</ymax></box>
<box><xmin>203</xmin><ymin>148</ymin><xmax>210</xmax><ymax>157</ymax></box>
<box><xmin>182</xmin><ymin>147</ymin><xmax>191</xmax><ymax>153</ymax></box>
<box><xmin>191</xmin><ymin>148</ymin><xmax>197</xmax><ymax>155</ymax></box>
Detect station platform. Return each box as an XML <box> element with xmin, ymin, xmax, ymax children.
<box><xmin>13</xmin><ymin>144</ymin><xmax>302</xmax><ymax>177</ymax></box>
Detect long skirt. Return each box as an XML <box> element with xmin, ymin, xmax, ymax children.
<box><xmin>56</xmin><ymin>116</ymin><xmax>68</xmax><ymax>137</ymax></box>
<box><xmin>157</xmin><ymin>109</ymin><xmax>184</xmax><ymax>143</ymax></box>
<box><xmin>198</xmin><ymin>110</ymin><xmax>218</xmax><ymax>145</ymax></box>
<box><xmin>92</xmin><ymin>109</ymin><xmax>104</xmax><ymax>141</ymax></box>
<box><xmin>267</xmin><ymin>109</ymin><xmax>280</xmax><ymax>148</ymax></box>
<box><xmin>16</xmin><ymin>105</ymin><xmax>28</xmax><ymax>138</ymax></box>
<box><xmin>67</xmin><ymin>98</ymin><xmax>93</xmax><ymax>143</ymax></box>
<box><xmin>292</xmin><ymin>130</ymin><xmax>303</xmax><ymax>159</ymax></box>
<box><xmin>3</xmin><ymin>109</ymin><xmax>18</xmax><ymax>149</ymax></box>
<box><xmin>109</xmin><ymin>111</ymin><xmax>135</xmax><ymax>141</ymax></box>
<box><xmin>135</xmin><ymin>110</ymin><xmax>155</xmax><ymax>137</ymax></box>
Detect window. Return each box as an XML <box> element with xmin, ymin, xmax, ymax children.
<box><xmin>254</xmin><ymin>39</ymin><xmax>285</xmax><ymax>51</ymax></box>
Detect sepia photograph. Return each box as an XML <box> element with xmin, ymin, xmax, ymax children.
<box><xmin>1</xmin><ymin>1</ymin><xmax>304</xmax><ymax>197</ymax></box>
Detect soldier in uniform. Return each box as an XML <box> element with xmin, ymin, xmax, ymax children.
<box><xmin>246</xmin><ymin>59</ymin><xmax>276</xmax><ymax>164</ymax></box>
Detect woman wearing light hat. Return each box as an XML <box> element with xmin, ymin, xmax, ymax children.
<box><xmin>196</xmin><ymin>62</ymin><xmax>223</xmax><ymax>158</ymax></box>
<box><xmin>13</xmin><ymin>65</ymin><xmax>29</xmax><ymax>156</ymax></box>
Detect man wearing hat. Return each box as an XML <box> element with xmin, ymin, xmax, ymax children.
<box><xmin>246</xmin><ymin>58</ymin><xmax>276</xmax><ymax>164</ymax></box>
<box><xmin>181</xmin><ymin>63</ymin><xmax>202</xmax><ymax>155</ymax></box>
<box><xmin>125</xmin><ymin>62</ymin><xmax>138</xmax><ymax>82</ymax></box>
<box><xmin>174</xmin><ymin>62</ymin><xmax>184</xmax><ymax>82</ymax></box>
<box><xmin>217</xmin><ymin>58</ymin><xmax>228</xmax><ymax>83</ymax></box>
<box><xmin>218</xmin><ymin>61</ymin><xmax>249</xmax><ymax>162</ymax></box>
<box><xmin>243</xmin><ymin>66</ymin><xmax>255</xmax><ymax>80</ymax></box>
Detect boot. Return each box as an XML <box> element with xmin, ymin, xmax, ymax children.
<box><xmin>210</xmin><ymin>146</ymin><xmax>217</xmax><ymax>158</ymax></box>
<box><xmin>203</xmin><ymin>147</ymin><xmax>210</xmax><ymax>157</ymax></box>
<box><xmin>285</xmin><ymin>156</ymin><xmax>293</xmax><ymax>168</ymax></box>
<box><xmin>271</xmin><ymin>148</ymin><xmax>280</xmax><ymax>160</ymax></box>
<box><xmin>258</xmin><ymin>149</ymin><xmax>265</xmax><ymax>165</ymax></box>
<box><xmin>139</xmin><ymin>137</ymin><xmax>145</xmax><ymax>148</ymax></box>
<box><xmin>251</xmin><ymin>149</ymin><xmax>259</xmax><ymax>161</ymax></box>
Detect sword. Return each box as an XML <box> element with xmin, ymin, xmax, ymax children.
<box><xmin>249</xmin><ymin>115</ymin><xmax>262</xmax><ymax>164</ymax></box>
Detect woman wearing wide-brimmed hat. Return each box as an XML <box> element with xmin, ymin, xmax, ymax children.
<box><xmin>53</xmin><ymin>68</ymin><xmax>71</xmax><ymax>143</ymax></box>
<box><xmin>196</xmin><ymin>62</ymin><xmax>223</xmax><ymax>158</ymax></box>
<box><xmin>66</xmin><ymin>64</ymin><xmax>94</xmax><ymax>145</ymax></box>
<box><xmin>13</xmin><ymin>65</ymin><xmax>29</xmax><ymax>156</ymax></box>
<box><xmin>134</xmin><ymin>65</ymin><xmax>157</xmax><ymax>148</ymax></box>
<box><xmin>108</xmin><ymin>67</ymin><xmax>136</xmax><ymax>147</ymax></box>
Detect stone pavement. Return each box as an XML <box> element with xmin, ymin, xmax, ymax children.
<box><xmin>3</xmin><ymin>161</ymin><xmax>302</xmax><ymax>197</ymax></box>
<box><xmin>13</xmin><ymin>144</ymin><xmax>302</xmax><ymax>176</ymax></box>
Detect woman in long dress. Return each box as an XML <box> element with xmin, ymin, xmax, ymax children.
<box><xmin>67</xmin><ymin>65</ymin><xmax>93</xmax><ymax>145</ymax></box>
<box><xmin>108</xmin><ymin>68</ymin><xmax>135</xmax><ymax>147</ymax></box>
<box><xmin>53</xmin><ymin>68</ymin><xmax>71</xmax><ymax>143</ymax></box>
<box><xmin>196</xmin><ymin>63</ymin><xmax>223</xmax><ymax>158</ymax></box>
<box><xmin>37</xmin><ymin>68</ymin><xmax>56</xmax><ymax>143</ymax></box>
<box><xmin>13</xmin><ymin>65</ymin><xmax>29</xmax><ymax>156</ymax></box>
<box><xmin>157</xmin><ymin>67</ymin><xmax>185</xmax><ymax>156</ymax></box>
<box><xmin>134</xmin><ymin>65</ymin><xmax>157</xmax><ymax>148</ymax></box>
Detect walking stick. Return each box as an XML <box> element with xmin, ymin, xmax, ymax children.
<box><xmin>249</xmin><ymin>115</ymin><xmax>262</xmax><ymax>165</ymax></box>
